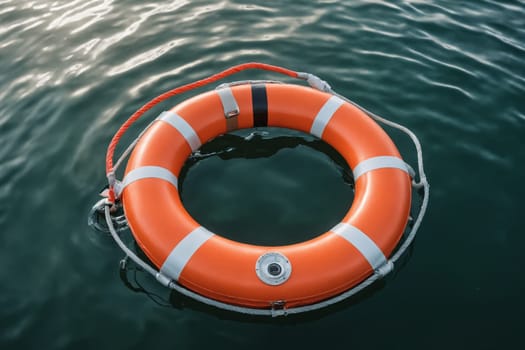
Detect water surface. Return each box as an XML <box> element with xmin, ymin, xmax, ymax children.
<box><xmin>1</xmin><ymin>0</ymin><xmax>524</xmax><ymax>349</ymax></box>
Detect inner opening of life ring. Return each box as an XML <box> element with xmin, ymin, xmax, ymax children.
<box><xmin>178</xmin><ymin>127</ymin><xmax>354</xmax><ymax>246</ymax></box>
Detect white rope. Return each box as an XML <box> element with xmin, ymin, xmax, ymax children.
<box><xmin>105</xmin><ymin>204</ymin><xmax>157</xmax><ymax>277</ymax></box>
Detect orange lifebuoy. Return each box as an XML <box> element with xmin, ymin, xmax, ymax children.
<box><xmin>119</xmin><ymin>83</ymin><xmax>412</xmax><ymax>309</ymax></box>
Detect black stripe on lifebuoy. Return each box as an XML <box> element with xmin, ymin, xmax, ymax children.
<box><xmin>251</xmin><ymin>84</ymin><xmax>268</xmax><ymax>127</ymax></box>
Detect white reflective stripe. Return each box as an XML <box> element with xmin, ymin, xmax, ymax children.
<box><xmin>217</xmin><ymin>87</ymin><xmax>240</xmax><ymax>118</ymax></box>
<box><xmin>160</xmin><ymin>226</ymin><xmax>214</xmax><ymax>281</ymax></box>
<box><xmin>310</xmin><ymin>95</ymin><xmax>344</xmax><ymax>138</ymax></box>
<box><xmin>331</xmin><ymin>222</ymin><xmax>387</xmax><ymax>270</ymax></box>
<box><xmin>353</xmin><ymin>156</ymin><xmax>409</xmax><ymax>181</ymax></box>
<box><xmin>118</xmin><ymin>166</ymin><xmax>178</xmax><ymax>196</ymax></box>
<box><xmin>157</xmin><ymin>111</ymin><xmax>201</xmax><ymax>151</ymax></box>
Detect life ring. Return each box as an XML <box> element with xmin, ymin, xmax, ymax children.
<box><xmin>118</xmin><ymin>82</ymin><xmax>412</xmax><ymax>309</ymax></box>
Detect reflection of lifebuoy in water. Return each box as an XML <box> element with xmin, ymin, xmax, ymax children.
<box><xmin>117</xmin><ymin>82</ymin><xmax>412</xmax><ymax>309</ymax></box>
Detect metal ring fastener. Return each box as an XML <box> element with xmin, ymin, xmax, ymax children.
<box><xmin>88</xmin><ymin>198</ymin><xmax>128</xmax><ymax>233</ymax></box>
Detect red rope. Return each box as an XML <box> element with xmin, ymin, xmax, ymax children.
<box><xmin>105</xmin><ymin>62</ymin><xmax>299</xmax><ymax>202</ymax></box>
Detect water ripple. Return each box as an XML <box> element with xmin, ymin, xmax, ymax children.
<box><xmin>416</xmin><ymin>73</ymin><xmax>475</xmax><ymax>100</ymax></box>
<box><xmin>107</xmin><ymin>38</ymin><xmax>187</xmax><ymax>76</ymax></box>
<box><xmin>128</xmin><ymin>59</ymin><xmax>206</xmax><ymax>97</ymax></box>
<box><xmin>46</xmin><ymin>0</ymin><xmax>113</xmax><ymax>33</ymax></box>
<box><xmin>352</xmin><ymin>49</ymin><xmax>429</xmax><ymax>67</ymax></box>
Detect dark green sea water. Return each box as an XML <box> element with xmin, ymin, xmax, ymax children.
<box><xmin>1</xmin><ymin>0</ymin><xmax>524</xmax><ymax>349</ymax></box>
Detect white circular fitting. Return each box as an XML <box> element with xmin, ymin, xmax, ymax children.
<box><xmin>255</xmin><ymin>252</ymin><xmax>292</xmax><ymax>285</ymax></box>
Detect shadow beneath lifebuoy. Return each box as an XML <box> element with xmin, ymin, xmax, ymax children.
<box><xmin>166</xmin><ymin>278</ymin><xmax>387</xmax><ymax>324</ymax></box>
<box><xmin>178</xmin><ymin>128</ymin><xmax>354</xmax><ymax>188</ymax></box>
